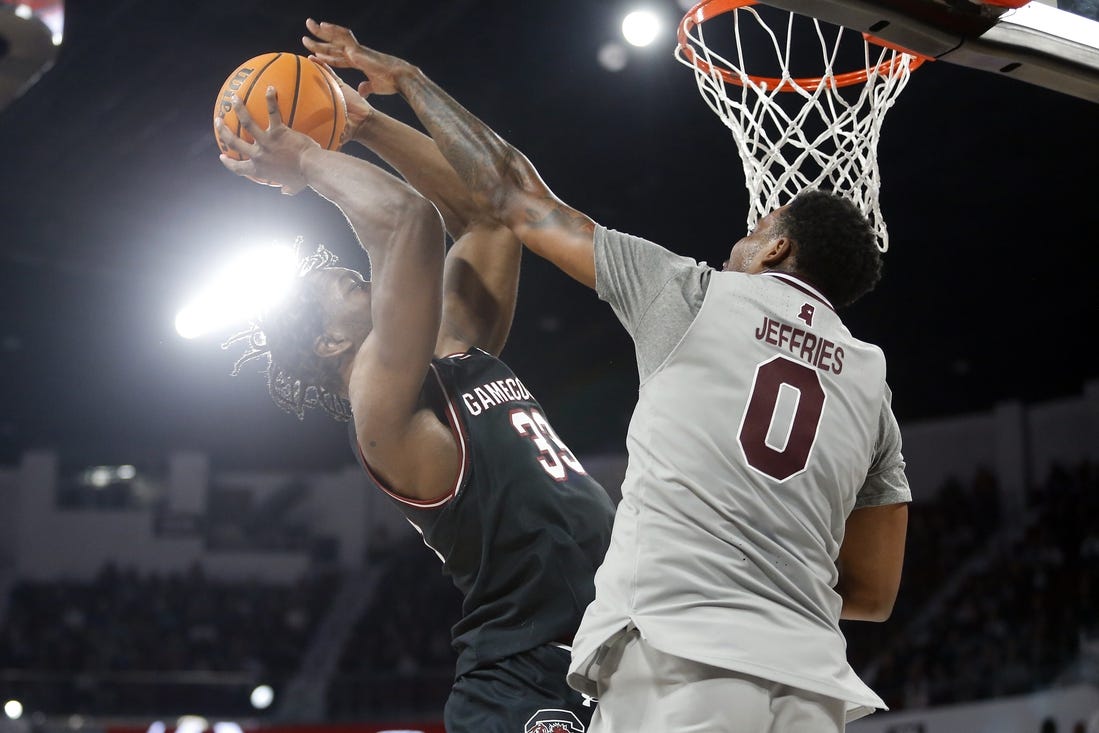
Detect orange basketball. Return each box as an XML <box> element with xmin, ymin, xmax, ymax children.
<box><xmin>213</xmin><ymin>52</ymin><xmax>347</xmax><ymax>183</ymax></box>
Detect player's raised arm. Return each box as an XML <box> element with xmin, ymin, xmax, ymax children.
<box><xmin>333</xmin><ymin>79</ymin><xmax>523</xmax><ymax>357</ymax></box>
<box><xmin>304</xmin><ymin>19</ymin><xmax>598</xmax><ymax>290</ymax></box>
<box><xmin>217</xmin><ymin>87</ymin><xmax>458</xmax><ymax>502</ymax></box>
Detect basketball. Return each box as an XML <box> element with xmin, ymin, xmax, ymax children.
<box><xmin>213</xmin><ymin>52</ymin><xmax>347</xmax><ymax>181</ymax></box>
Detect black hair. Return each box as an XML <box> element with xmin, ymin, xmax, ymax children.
<box><xmin>774</xmin><ymin>189</ymin><xmax>883</xmax><ymax>308</ymax></box>
<box><xmin>222</xmin><ymin>239</ymin><xmax>353</xmax><ymax>422</ymax></box>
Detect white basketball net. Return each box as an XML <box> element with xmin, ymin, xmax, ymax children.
<box><xmin>676</xmin><ymin>4</ymin><xmax>921</xmax><ymax>251</ymax></box>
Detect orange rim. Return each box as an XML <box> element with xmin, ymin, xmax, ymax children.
<box><xmin>676</xmin><ymin>0</ymin><xmax>928</xmax><ymax>92</ymax></box>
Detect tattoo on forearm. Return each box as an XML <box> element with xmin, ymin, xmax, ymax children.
<box><xmin>525</xmin><ymin>202</ymin><xmax>595</xmax><ymax>235</ymax></box>
<box><xmin>402</xmin><ymin>72</ymin><xmax>524</xmax><ymax>201</ymax></box>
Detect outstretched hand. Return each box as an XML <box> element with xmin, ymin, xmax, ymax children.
<box><xmin>216</xmin><ymin>86</ymin><xmax>318</xmax><ymax>195</ymax></box>
<box><xmin>303</xmin><ymin>18</ymin><xmax>411</xmax><ymax>96</ymax></box>
<box><xmin>333</xmin><ymin>75</ymin><xmax>376</xmax><ymax>146</ymax></box>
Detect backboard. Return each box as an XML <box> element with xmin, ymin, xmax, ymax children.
<box><xmin>754</xmin><ymin>0</ymin><xmax>1099</xmax><ymax>102</ymax></box>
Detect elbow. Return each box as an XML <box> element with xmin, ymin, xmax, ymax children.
<box><xmin>482</xmin><ymin>185</ymin><xmax>514</xmax><ymax>226</ymax></box>
<box><xmin>835</xmin><ymin>580</ymin><xmax>896</xmax><ymax>624</ymax></box>
<box><xmin>854</xmin><ymin>599</ymin><xmax>896</xmax><ymax>623</ymax></box>
<box><xmin>411</xmin><ymin>193</ymin><xmax>443</xmax><ymax>221</ymax></box>
<box><xmin>837</xmin><ymin>584</ymin><xmax>899</xmax><ymax>623</ymax></box>
<box><xmin>483</xmin><ymin>146</ymin><xmax>540</xmax><ymax>227</ymax></box>
<box><xmin>400</xmin><ymin>196</ymin><xmax>446</xmax><ymax>247</ymax></box>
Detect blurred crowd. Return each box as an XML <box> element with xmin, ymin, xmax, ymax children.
<box><xmin>0</xmin><ymin>563</ymin><xmax>339</xmax><ymax>715</ymax></box>
<box><xmin>849</xmin><ymin>461</ymin><xmax>1099</xmax><ymax>711</ymax></box>
<box><xmin>0</xmin><ymin>461</ymin><xmax>1095</xmax><ymax>719</ymax></box>
<box><xmin>845</xmin><ymin>466</ymin><xmax>1002</xmax><ymax>678</ymax></box>
<box><xmin>326</xmin><ymin>534</ymin><xmax>461</xmax><ymax>719</ymax></box>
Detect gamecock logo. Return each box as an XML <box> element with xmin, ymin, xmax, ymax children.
<box><xmin>524</xmin><ymin>708</ymin><xmax>585</xmax><ymax>733</ymax></box>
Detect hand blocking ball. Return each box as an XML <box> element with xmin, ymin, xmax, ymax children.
<box><xmin>214</xmin><ymin>52</ymin><xmax>347</xmax><ymax>184</ymax></box>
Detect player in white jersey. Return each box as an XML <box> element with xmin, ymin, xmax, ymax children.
<box><xmin>305</xmin><ymin>20</ymin><xmax>912</xmax><ymax>733</ymax></box>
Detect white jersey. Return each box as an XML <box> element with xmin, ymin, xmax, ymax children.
<box><xmin>568</xmin><ymin>227</ymin><xmax>912</xmax><ymax>721</ymax></box>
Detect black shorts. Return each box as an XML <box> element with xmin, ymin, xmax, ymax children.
<box><xmin>444</xmin><ymin>643</ymin><xmax>595</xmax><ymax>732</ymax></box>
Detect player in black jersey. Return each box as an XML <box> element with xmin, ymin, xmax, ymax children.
<box><xmin>217</xmin><ymin>75</ymin><xmax>614</xmax><ymax>731</ymax></box>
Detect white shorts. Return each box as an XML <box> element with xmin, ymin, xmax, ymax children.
<box><xmin>588</xmin><ymin>627</ymin><xmax>847</xmax><ymax>733</ymax></box>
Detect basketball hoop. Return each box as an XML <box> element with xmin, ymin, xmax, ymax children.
<box><xmin>676</xmin><ymin>0</ymin><xmax>929</xmax><ymax>250</ymax></box>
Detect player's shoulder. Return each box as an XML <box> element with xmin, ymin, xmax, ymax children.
<box><xmin>434</xmin><ymin>347</ymin><xmax>523</xmax><ymax>384</ymax></box>
<box><xmin>434</xmin><ymin>346</ymin><xmax>491</xmax><ymax>369</ymax></box>
<box><xmin>598</xmin><ymin>225</ymin><xmax>704</xmax><ymax>267</ymax></box>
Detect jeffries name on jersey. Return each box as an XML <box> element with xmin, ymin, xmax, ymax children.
<box><xmin>755</xmin><ymin>314</ymin><xmax>845</xmax><ymax>374</ymax></box>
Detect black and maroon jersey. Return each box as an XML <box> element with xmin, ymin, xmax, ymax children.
<box><xmin>351</xmin><ymin>347</ymin><xmax>615</xmax><ymax>676</ymax></box>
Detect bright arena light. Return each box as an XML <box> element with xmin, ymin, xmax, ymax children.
<box><xmin>250</xmin><ymin>684</ymin><xmax>275</xmax><ymax>710</ymax></box>
<box><xmin>87</xmin><ymin>466</ymin><xmax>112</xmax><ymax>488</ymax></box>
<box><xmin>175</xmin><ymin>244</ymin><xmax>298</xmax><ymax>339</ymax></box>
<box><xmin>597</xmin><ymin>42</ymin><xmax>629</xmax><ymax>72</ymax></box>
<box><xmin>13</xmin><ymin>5</ymin><xmax>33</xmax><ymax>20</ymax></box>
<box><xmin>4</xmin><ymin>700</ymin><xmax>23</xmax><ymax>720</ymax></box>
<box><xmin>175</xmin><ymin>715</ymin><xmax>209</xmax><ymax>733</ymax></box>
<box><xmin>622</xmin><ymin>9</ymin><xmax>661</xmax><ymax>47</ymax></box>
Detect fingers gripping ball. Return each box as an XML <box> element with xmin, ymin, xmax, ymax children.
<box><xmin>214</xmin><ymin>52</ymin><xmax>347</xmax><ymax>183</ymax></box>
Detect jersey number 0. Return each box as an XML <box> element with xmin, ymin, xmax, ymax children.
<box><xmin>739</xmin><ymin>356</ymin><xmax>826</xmax><ymax>481</ymax></box>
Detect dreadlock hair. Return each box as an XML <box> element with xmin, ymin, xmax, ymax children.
<box><xmin>222</xmin><ymin>238</ymin><xmax>354</xmax><ymax>422</ymax></box>
<box><xmin>773</xmin><ymin>189</ymin><xmax>883</xmax><ymax>308</ymax></box>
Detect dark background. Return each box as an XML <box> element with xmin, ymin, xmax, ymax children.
<box><xmin>0</xmin><ymin>0</ymin><xmax>1096</xmax><ymax>473</ymax></box>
